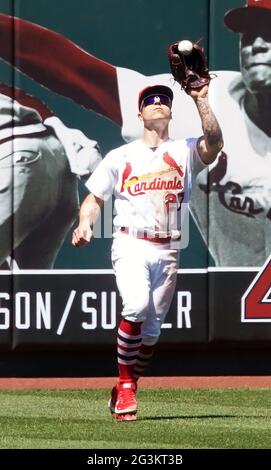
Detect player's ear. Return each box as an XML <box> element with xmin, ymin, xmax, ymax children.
<box><xmin>138</xmin><ymin>111</ymin><xmax>143</xmax><ymax>121</ymax></box>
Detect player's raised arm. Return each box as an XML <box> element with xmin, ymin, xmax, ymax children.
<box><xmin>167</xmin><ymin>39</ymin><xmax>223</xmax><ymax>164</ymax></box>
<box><xmin>0</xmin><ymin>14</ymin><xmax>122</xmax><ymax>125</ymax></box>
<box><xmin>192</xmin><ymin>86</ymin><xmax>224</xmax><ymax>164</ymax></box>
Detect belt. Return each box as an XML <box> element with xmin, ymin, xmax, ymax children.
<box><xmin>119</xmin><ymin>226</ymin><xmax>172</xmax><ymax>244</ymax></box>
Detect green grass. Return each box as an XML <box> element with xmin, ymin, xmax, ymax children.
<box><xmin>0</xmin><ymin>388</ymin><xmax>270</xmax><ymax>449</ymax></box>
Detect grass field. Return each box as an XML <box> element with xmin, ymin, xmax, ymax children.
<box><xmin>0</xmin><ymin>388</ymin><xmax>270</xmax><ymax>449</ymax></box>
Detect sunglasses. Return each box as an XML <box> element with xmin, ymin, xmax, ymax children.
<box><xmin>141</xmin><ymin>94</ymin><xmax>172</xmax><ymax>109</ymax></box>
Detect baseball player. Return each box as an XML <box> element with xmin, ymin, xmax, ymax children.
<box><xmin>0</xmin><ymin>1</ymin><xmax>269</xmax><ymax>267</ymax></box>
<box><xmin>72</xmin><ymin>83</ymin><xmax>223</xmax><ymax>420</ymax></box>
<box><xmin>0</xmin><ymin>84</ymin><xmax>101</xmax><ymax>269</ymax></box>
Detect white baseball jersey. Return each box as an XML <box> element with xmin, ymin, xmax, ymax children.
<box><xmin>86</xmin><ymin>137</ymin><xmax>206</xmax><ymax>237</ymax></box>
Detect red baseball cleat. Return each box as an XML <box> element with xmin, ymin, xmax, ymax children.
<box><xmin>108</xmin><ymin>381</ymin><xmax>137</xmax><ymax>421</ymax></box>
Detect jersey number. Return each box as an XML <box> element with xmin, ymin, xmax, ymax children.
<box><xmin>241</xmin><ymin>255</ymin><xmax>271</xmax><ymax>322</ymax></box>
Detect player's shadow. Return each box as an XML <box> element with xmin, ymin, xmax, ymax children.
<box><xmin>139</xmin><ymin>414</ymin><xmax>248</xmax><ymax>421</ymax></box>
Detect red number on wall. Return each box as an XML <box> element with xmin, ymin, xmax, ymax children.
<box><xmin>241</xmin><ymin>255</ymin><xmax>271</xmax><ymax>322</ymax></box>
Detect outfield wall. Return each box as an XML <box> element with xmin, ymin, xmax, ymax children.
<box><xmin>0</xmin><ymin>0</ymin><xmax>270</xmax><ymax>356</ymax></box>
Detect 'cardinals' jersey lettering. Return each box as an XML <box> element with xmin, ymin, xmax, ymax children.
<box><xmin>86</xmin><ymin>138</ymin><xmax>206</xmax><ymax>235</ymax></box>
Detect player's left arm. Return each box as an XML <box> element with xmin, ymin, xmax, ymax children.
<box><xmin>72</xmin><ymin>193</ymin><xmax>104</xmax><ymax>247</ymax></box>
<box><xmin>190</xmin><ymin>85</ymin><xmax>224</xmax><ymax>165</ymax></box>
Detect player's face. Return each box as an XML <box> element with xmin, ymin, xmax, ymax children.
<box><xmin>240</xmin><ymin>22</ymin><xmax>271</xmax><ymax>93</ymax></box>
<box><xmin>138</xmin><ymin>95</ymin><xmax>172</xmax><ymax>123</ymax></box>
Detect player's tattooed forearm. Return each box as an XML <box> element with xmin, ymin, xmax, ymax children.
<box><xmin>196</xmin><ymin>97</ymin><xmax>223</xmax><ymax>150</ymax></box>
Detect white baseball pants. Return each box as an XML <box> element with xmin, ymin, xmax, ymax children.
<box><xmin>111</xmin><ymin>232</ymin><xmax>179</xmax><ymax>342</ymax></box>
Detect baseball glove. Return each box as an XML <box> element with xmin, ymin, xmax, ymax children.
<box><xmin>167</xmin><ymin>41</ymin><xmax>212</xmax><ymax>94</ymax></box>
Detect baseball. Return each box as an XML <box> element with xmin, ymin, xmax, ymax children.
<box><xmin>177</xmin><ymin>40</ymin><xmax>193</xmax><ymax>55</ymax></box>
